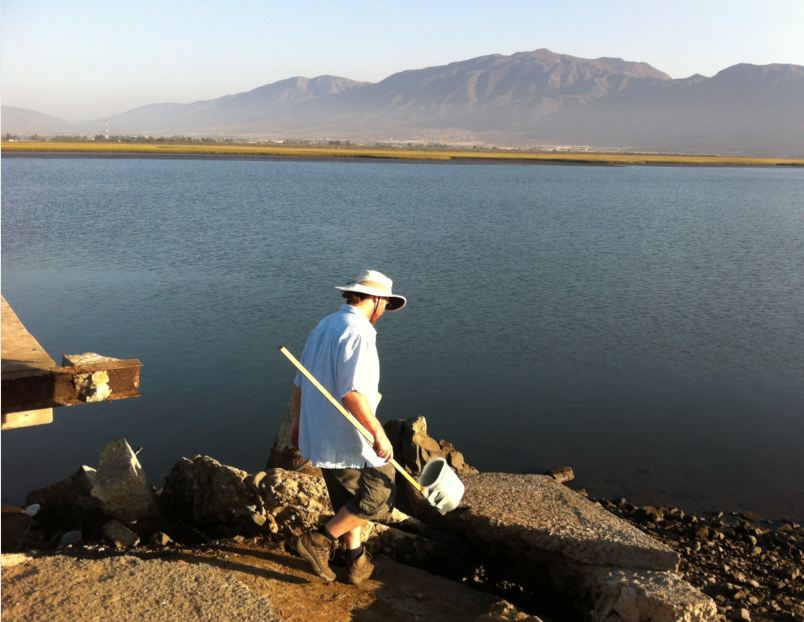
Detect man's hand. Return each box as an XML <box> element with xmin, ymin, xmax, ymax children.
<box><xmin>372</xmin><ymin>428</ymin><xmax>393</xmax><ymax>461</ymax></box>
<box><xmin>342</xmin><ymin>390</ymin><xmax>393</xmax><ymax>463</ymax></box>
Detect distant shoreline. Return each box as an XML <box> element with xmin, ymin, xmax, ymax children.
<box><xmin>3</xmin><ymin>141</ymin><xmax>803</xmax><ymax>167</ymax></box>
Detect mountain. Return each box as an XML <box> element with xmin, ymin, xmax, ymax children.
<box><xmin>531</xmin><ymin>62</ymin><xmax>804</xmax><ymax>154</ymax></box>
<box><xmin>294</xmin><ymin>49</ymin><xmax>672</xmax><ymax>132</ymax></box>
<box><xmin>1</xmin><ymin>106</ymin><xmax>74</xmax><ymax>135</ymax></box>
<box><xmin>99</xmin><ymin>75</ymin><xmax>368</xmax><ymax>134</ymax></box>
<box><xmin>4</xmin><ymin>50</ymin><xmax>804</xmax><ymax>155</ymax></box>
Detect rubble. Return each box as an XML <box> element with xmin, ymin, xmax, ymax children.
<box><xmin>159</xmin><ymin>456</ymin><xmax>264</xmax><ymax>538</ymax></box>
<box><xmin>1</xmin><ymin>507</ymin><xmax>31</xmax><ymax>552</ymax></box>
<box><xmin>598</xmin><ymin>496</ymin><xmax>804</xmax><ymax>621</ymax></box>
<box><xmin>102</xmin><ymin>519</ymin><xmax>140</xmax><ymax>549</ymax></box>
<box><xmin>8</xmin><ymin>418</ymin><xmax>800</xmax><ymax>621</ymax></box>
<box><xmin>90</xmin><ymin>438</ymin><xmax>159</xmax><ymax>521</ymax></box>
<box><xmin>25</xmin><ymin>465</ymin><xmax>105</xmax><ymax>541</ymax></box>
<box><xmin>264</xmin><ymin>395</ymin><xmax>322</xmax><ymax>476</ymax></box>
<box><xmin>57</xmin><ymin>530</ymin><xmax>83</xmax><ymax>550</ymax></box>
<box><xmin>545</xmin><ymin>466</ymin><xmax>575</xmax><ymax>484</ymax></box>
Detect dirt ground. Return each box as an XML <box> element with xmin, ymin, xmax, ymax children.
<box><xmin>1</xmin><ymin>540</ymin><xmax>507</xmax><ymax>622</ymax></box>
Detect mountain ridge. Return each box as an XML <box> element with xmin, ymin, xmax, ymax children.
<box><xmin>3</xmin><ymin>49</ymin><xmax>803</xmax><ymax>156</ymax></box>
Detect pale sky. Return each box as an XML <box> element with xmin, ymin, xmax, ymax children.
<box><xmin>3</xmin><ymin>0</ymin><xmax>804</xmax><ymax>121</ymax></box>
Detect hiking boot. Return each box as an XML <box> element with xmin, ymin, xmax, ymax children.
<box><xmin>295</xmin><ymin>532</ymin><xmax>336</xmax><ymax>583</ymax></box>
<box><xmin>347</xmin><ymin>549</ymin><xmax>375</xmax><ymax>585</ymax></box>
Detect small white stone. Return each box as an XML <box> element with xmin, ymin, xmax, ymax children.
<box><xmin>24</xmin><ymin>504</ymin><xmax>41</xmax><ymax>517</ymax></box>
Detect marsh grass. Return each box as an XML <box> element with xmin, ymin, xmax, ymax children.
<box><xmin>3</xmin><ymin>140</ymin><xmax>803</xmax><ymax>167</ymax></box>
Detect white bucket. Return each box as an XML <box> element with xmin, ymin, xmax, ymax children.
<box><xmin>418</xmin><ymin>457</ymin><xmax>465</xmax><ymax>514</ymax></box>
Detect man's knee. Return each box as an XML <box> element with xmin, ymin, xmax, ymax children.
<box><xmin>351</xmin><ymin>463</ymin><xmax>396</xmax><ymax>520</ymax></box>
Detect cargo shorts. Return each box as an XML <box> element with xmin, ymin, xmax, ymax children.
<box><xmin>321</xmin><ymin>461</ymin><xmax>396</xmax><ymax>521</ymax></box>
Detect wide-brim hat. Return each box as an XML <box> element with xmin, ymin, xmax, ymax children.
<box><xmin>335</xmin><ymin>269</ymin><xmax>407</xmax><ymax>311</ymax></box>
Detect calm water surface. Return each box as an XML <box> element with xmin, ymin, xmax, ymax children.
<box><xmin>2</xmin><ymin>156</ymin><xmax>803</xmax><ymax>519</ymax></box>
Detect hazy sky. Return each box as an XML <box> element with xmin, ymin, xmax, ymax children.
<box><xmin>3</xmin><ymin>0</ymin><xmax>804</xmax><ymax>121</ymax></box>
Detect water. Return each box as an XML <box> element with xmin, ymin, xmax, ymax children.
<box><xmin>2</xmin><ymin>155</ymin><xmax>803</xmax><ymax>519</ymax></box>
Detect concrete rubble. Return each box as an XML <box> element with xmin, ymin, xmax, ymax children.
<box><xmin>90</xmin><ymin>438</ymin><xmax>159</xmax><ymax>521</ymax></box>
<box><xmin>102</xmin><ymin>519</ymin><xmax>140</xmax><ymax>549</ymax></box>
<box><xmin>4</xmin><ymin>421</ymin><xmax>743</xmax><ymax>621</ymax></box>
<box><xmin>443</xmin><ymin>472</ymin><xmax>680</xmax><ymax>570</ymax></box>
<box><xmin>159</xmin><ymin>455</ymin><xmax>261</xmax><ymax>537</ymax></box>
<box><xmin>580</xmin><ymin>567</ymin><xmax>718</xmax><ymax>622</ymax></box>
<box><xmin>475</xmin><ymin>600</ymin><xmax>546</xmax><ymax>621</ymax></box>
<box><xmin>1</xmin><ymin>507</ymin><xmax>32</xmax><ymax>552</ymax></box>
<box><xmin>429</xmin><ymin>472</ymin><xmax>715</xmax><ymax>621</ymax></box>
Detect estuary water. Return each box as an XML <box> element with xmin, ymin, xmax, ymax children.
<box><xmin>2</xmin><ymin>155</ymin><xmax>803</xmax><ymax>519</ymax></box>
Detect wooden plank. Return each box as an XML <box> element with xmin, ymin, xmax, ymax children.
<box><xmin>1</xmin><ymin>296</ymin><xmax>56</xmax><ymax>375</ymax></box>
<box><xmin>2</xmin><ymin>409</ymin><xmax>54</xmax><ymax>430</ymax></box>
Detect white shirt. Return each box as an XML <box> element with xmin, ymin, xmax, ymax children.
<box><xmin>294</xmin><ymin>304</ymin><xmax>385</xmax><ymax>468</ymax></box>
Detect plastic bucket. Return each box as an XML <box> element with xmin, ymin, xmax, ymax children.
<box><xmin>418</xmin><ymin>457</ymin><xmax>465</xmax><ymax>514</ymax></box>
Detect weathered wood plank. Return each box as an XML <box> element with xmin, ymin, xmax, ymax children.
<box><xmin>1</xmin><ymin>408</ymin><xmax>54</xmax><ymax>430</ymax></box>
<box><xmin>1</xmin><ymin>296</ymin><xmax>56</xmax><ymax>374</ymax></box>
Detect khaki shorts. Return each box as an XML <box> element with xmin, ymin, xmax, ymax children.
<box><xmin>321</xmin><ymin>462</ymin><xmax>396</xmax><ymax>521</ymax></box>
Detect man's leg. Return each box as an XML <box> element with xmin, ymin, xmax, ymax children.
<box><xmin>325</xmin><ymin>504</ymin><xmax>368</xmax><ymax>540</ymax></box>
<box><xmin>324</xmin><ymin>464</ymin><xmax>394</xmax><ymax>585</ymax></box>
<box><xmin>297</xmin><ymin>465</ymin><xmax>393</xmax><ymax>584</ymax></box>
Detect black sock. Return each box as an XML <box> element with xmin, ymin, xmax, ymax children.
<box><xmin>348</xmin><ymin>544</ymin><xmax>364</xmax><ymax>561</ymax></box>
<box><xmin>318</xmin><ymin>526</ymin><xmax>337</xmax><ymax>542</ymax></box>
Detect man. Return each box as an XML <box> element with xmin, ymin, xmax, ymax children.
<box><xmin>290</xmin><ymin>269</ymin><xmax>406</xmax><ymax>585</ymax></box>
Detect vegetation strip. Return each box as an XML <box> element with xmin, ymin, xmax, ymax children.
<box><xmin>3</xmin><ymin>141</ymin><xmax>803</xmax><ymax>167</ymax></box>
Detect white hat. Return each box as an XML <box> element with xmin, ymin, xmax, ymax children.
<box><xmin>335</xmin><ymin>269</ymin><xmax>407</xmax><ymax>311</ymax></box>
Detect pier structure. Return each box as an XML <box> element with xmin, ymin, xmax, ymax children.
<box><xmin>1</xmin><ymin>296</ymin><xmax>142</xmax><ymax>430</ymax></box>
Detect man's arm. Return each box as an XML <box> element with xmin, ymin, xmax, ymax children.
<box><xmin>341</xmin><ymin>391</ymin><xmax>393</xmax><ymax>461</ymax></box>
<box><xmin>290</xmin><ymin>385</ymin><xmax>301</xmax><ymax>449</ymax></box>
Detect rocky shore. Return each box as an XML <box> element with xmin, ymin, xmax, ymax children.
<box><xmin>2</xmin><ymin>418</ymin><xmax>801</xmax><ymax>622</ymax></box>
<box><xmin>595</xmin><ymin>497</ymin><xmax>803</xmax><ymax>621</ymax></box>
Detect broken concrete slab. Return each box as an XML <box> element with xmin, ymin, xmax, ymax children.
<box><xmin>444</xmin><ymin>473</ymin><xmax>679</xmax><ymax>571</ymax></box>
<box><xmin>577</xmin><ymin>567</ymin><xmax>718</xmax><ymax>622</ymax></box>
<box><xmin>90</xmin><ymin>439</ymin><xmax>159</xmax><ymax>521</ymax></box>
<box><xmin>364</xmin><ymin>521</ymin><xmax>471</xmax><ymax>578</ymax></box>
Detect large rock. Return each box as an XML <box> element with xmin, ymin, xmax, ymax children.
<box><xmin>258</xmin><ymin>468</ymin><xmax>332</xmax><ymax>538</ymax></box>
<box><xmin>1</xmin><ymin>507</ymin><xmax>31</xmax><ymax>552</ymax></box>
<box><xmin>444</xmin><ymin>473</ymin><xmax>679</xmax><ymax>571</ymax></box>
<box><xmin>159</xmin><ymin>456</ymin><xmax>264</xmax><ymax>538</ymax></box>
<box><xmin>573</xmin><ymin>567</ymin><xmax>718</xmax><ymax>622</ymax></box>
<box><xmin>265</xmin><ymin>395</ymin><xmax>321</xmax><ymax>477</ymax></box>
<box><xmin>158</xmin><ymin>457</ymin><xmax>335</xmax><ymax>539</ymax></box>
<box><xmin>386</xmin><ymin>416</ymin><xmax>478</xmax><ymax>478</ymax></box>
<box><xmin>90</xmin><ymin>439</ymin><xmax>159</xmax><ymax>521</ymax></box>
<box><xmin>26</xmin><ymin>465</ymin><xmax>106</xmax><ymax>538</ymax></box>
